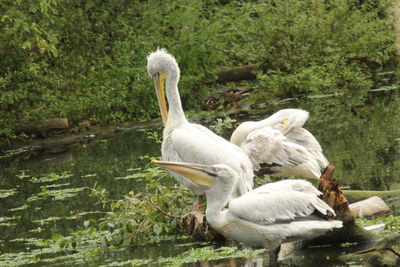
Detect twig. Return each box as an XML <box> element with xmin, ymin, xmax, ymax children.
<box><xmin>144</xmin><ymin>196</ymin><xmax>180</xmax><ymax>219</ymax></box>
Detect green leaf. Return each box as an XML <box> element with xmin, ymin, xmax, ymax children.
<box><xmin>153</xmin><ymin>224</ymin><xmax>162</xmax><ymax>236</ymax></box>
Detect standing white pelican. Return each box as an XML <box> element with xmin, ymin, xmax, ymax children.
<box><xmin>230</xmin><ymin>109</ymin><xmax>329</xmax><ymax>179</ymax></box>
<box><xmin>147</xmin><ymin>48</ymin><xmax>253</xmax><ymax>201</ymax></box>
<box><xmin>152</xmin><ymin>160</ymin><xmax>342</xmax><ymax>266</ymax></box>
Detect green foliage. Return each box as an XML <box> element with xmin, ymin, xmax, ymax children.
<box><xmin>209</xmin><ymin>115</ymin><xmax>237</xmax><ymax>136</ymax></box>
<box><xmin>247</xmin><ymin>0</ymin><xmax>396</xmax><ymax>98</ymax></box>
<box><xmin>98</xmin><ymin>165</ymin><xmax>192</xmax><ymax>245</ymax></box>
<box><xmin>357</xmin><ymin>215</ymin><xmax>400</xmax><ymax>237</ymax></box>
<box><xmin>0</xmin><ymin>0</ymin><xmax>396</xmax><ymax>142</ymax></box>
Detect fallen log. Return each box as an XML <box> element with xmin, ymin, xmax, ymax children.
<box><xmin>350</xmin><ymin>196</ymin><xmax>391</xmax><ymax>218</ymax></box>
<box><xmin>16</xmin><ymin>118</ymin><xmax>69</xmax><ymax>137</ymax></box>
<box><xmin>305</xmin><ymin>165</ymin><xmax>379</xmax><ymax>246</ymax></box>
<box><xmin>318</xmin><ymin>165</ymin><xmax>355</xmax><ymax>224</ymax></box>
<box><xmin>343</xmin><ymin>189</ymin><xmax>400</xmax><ymax>203</ymax></box>
<box><xmin>216</xmin><ymin>64</ymin><xmax>260</xmax><ymax>83</ymax></box>
<box><xmin>181</xmin><ymin>211</ymin><xmax>224</xmax><ymax>241</ymax></box>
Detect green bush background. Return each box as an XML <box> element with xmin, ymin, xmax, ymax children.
<box><xmin>0</xmin><ymin>0</ymin><xmax>397</xmax><ymax>141</ymax></box>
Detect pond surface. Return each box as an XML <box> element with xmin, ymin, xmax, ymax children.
<box><xmin>0</xmin><ymin>90</ymin><xmax>399</xmax><ymax>266</ymax></box>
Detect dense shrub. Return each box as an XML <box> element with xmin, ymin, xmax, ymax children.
<box><xmin>0</xmin><ymin>0</ymin><xmax>396</xmax><ymax>142</ymax></box>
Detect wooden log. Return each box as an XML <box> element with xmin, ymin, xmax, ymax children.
<box><xmin>16</xmin><ymin>118</ymin><xmax>69</xmax><ymax>136</ymax></box>
<box><xmin>349</xmin><ymin>196</ymin><xmax>391</xmax><ymax>218</ymax></box>
<box><xmin>181</xmin><ymin>211</ymin><xmax>224</xmax><ymax>241</ymax></box>
<box><xmin>318</xmin><ymin>165</ymin><xmax>355</xmax><ymax>224</ymax></box>
<box><xmin>216</xmin><ymin>64</ymin><xmax>260</xmax><ymax>83</ymax></box>
<box><xmin>343</xmin><ymin>189</ymin><xmax>400</xmax><ymax>203</ymax></box>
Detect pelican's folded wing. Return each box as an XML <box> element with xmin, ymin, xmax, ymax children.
<box><xmin>285</xmin><ymin>128</ymin><xmax>329</xmax><ymax>169</ymax></box>
<box><xmin>228</xmin><ymin>190</ymin><xmax>334</xmax><ymax>225</ymax></box>
<box><xmin>241</xmin><ymin>127</ymin><xmax>315</xmax><ymax>169</ymax></box>
<box><xmin>249</xmin><ymin>179</ymin><xmax>321</xmax><ymax>196</ymax></box>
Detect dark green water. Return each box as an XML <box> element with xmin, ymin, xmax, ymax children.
<box><xmin>0</xmin><ymin>91</ymin><xmax>399</xmax><ymax>266</ymax></box>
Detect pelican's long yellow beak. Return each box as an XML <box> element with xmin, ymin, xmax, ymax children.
<box><xmin>152</xmin><ymin>160</ymin><xmax>216</xmax><ymax>187</ymax></box>
<box><xmin>152</xmin><ymin>72</ymin><xmax>168</xmax><ymax>125</ymax></box>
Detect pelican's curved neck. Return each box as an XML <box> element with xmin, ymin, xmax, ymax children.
<box><xmin>257</xmin><ymin>113</ymin><xmax>282</xmax><ymax>128</ymax></box>
<box><xmin>205</xmin><ymin>196</ymin><xmax>228</xmax><ymax>221</ymax></box>
<box><xmin>166</xmin><ymin>71</ymin><xmax>187</xmax><ymax>127</ymax></box>
<box><xmin>204</xmin><ymin>178</ymin><xmax>235</xmax><ymax>224</ymax></box>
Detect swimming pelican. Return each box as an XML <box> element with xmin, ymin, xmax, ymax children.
<box><xmin>147</xmin><ymin>48</ymin><xmax>254</xmax><ymax>203</ymax></box>
<box><xmin>230</xmin><ymin>109</ymin><xmax>329</xmax><ymax>179</ymax></box>
<box><xmin>152</xmin><ymin>160</ymin><xmax>342</xmax><ymax>266</ymax></box>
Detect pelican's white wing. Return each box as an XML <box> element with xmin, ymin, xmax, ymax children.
<box><xmin>250</xmin><ymin>179</ymin><xmax>321</xmax><ymax>196</ymax></box>
<box><xmin>241</xmin><ymin>127</ymin><xmax>321</xmax><ymax>178</ymax></box>
<box><xmin>163</xmin><ymin>122</ymin><xmax>253</xmax><ymax>196</ymax></box>
<box><xmin>285</xmin><ymin>128</ymin><xmax>329</xmax><ymax>169</ymax></box>
<box><xmin>229</xmin><ymin>189</ymin><xmax>334</xmax><ymax>225</ymax></box>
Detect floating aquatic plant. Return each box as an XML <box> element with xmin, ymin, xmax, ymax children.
<box><xmin>30</xmin><ymin>172</ymin><xmax>73</xmax><ymax>183</ymax></box>
<box><xmin>0</xmin><ymin>188</ymin><xmax>17</xmax><ymax>199</ymax></box>
<box><xmin>357</xmin><ymin>215</ymin><xmax>400</xmax><ymax>237</ymax></box>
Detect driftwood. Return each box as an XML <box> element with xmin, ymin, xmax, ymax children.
<box><xmin>350</xmin><ymin>196</ymin><xmax>391</xmax><ymax>218</ymax></box>
<box><xmin>216</xmin><ymin>64</ymin><xmax>261</xmax><ymax>83</ymax></box>
<box><xmin>318</xmin><ymin>165</ymin><xmax>355</xmax><ymax>224</ymax></box>
<box><xmin>343</xmin><ymin>189</ymin><xmax>400</xmax><ymax>203</ymax></box>
<box><xmin>16</xmin><ymin>118</ymin><xmax>69</xmax><ymax>136</ymax></box>
<box><xmin>181</xmin><ymin>211</ymin><xmax>224</xmax><ymax>241</ymax></box>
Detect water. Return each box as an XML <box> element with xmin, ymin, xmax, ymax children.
<box><xmin>0</xmin><ymin>91</ymin><xmax>398</xmax><ymax>266</ymax></box>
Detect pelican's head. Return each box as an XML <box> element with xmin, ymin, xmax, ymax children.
<box><xmin>147</xmin><ymin>48</ymin><xmax>180</xmax><ymax>125</ymax></box>
<box><xmin>153</xmin><ymin>160</ymin><xmax>240</xmax><ymax>212</ymax></box>
<box><xmin>151</xmin><ymin>160</ymin><xmax>237</xmax><ymax>190</ymax></box>
<box><xmin>147</xmin><ymin>48</ymin><xmax>180</xmax><ymax>78</ymax></box>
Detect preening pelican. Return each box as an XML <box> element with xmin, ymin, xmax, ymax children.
<box><xmin>230</xmin><ymin>109</ymin><xmax>329</xmax><ymax>179</ymax></box>
<box><xmin>147</xmin><ymin>48</ymin><xmax>253</xmax><ymax>200</ymax></box>
<box><xmin>153</xmin><ymin>160</ymin><xmax>342</xmax><ymax>266</ymax></box>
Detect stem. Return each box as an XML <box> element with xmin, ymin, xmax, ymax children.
<box><xmin>144</xmin><ymin>196</ymin><xmax>180</xmax><ymax>219</ymax></box>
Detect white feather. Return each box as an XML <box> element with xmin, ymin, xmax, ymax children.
<box><xmin>231</xmin><ymin>108</ymin><xmax>329</xmax><ymax>179</ymax></box>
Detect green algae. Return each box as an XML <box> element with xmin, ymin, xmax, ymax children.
<box><xmin>0</xmin><ymin>188</ymin><xmax>17</xmax><ymax>199</ymax></box>
<box><xmin>8</xmin><ymin>203</ymin><xmax>29</xmax><ymax>212</ymax></box>
<box><xmin>30</xmin><ymin>172</ymin><xmax>73</xmax><ymax>183</ymax></box>
<box><xmin>27</xmin><ymin>187</ymin><xmax>86</xmax><ymax>202</ymax></box>
<box><xmin>0</xmin><ymin>146</ymin><xmax>39</xmax><ymax>159</ymax></box>
<box><xmin>0</xmin><ymin>216</ymin><xmax>20</xmax><ymax>227</ymax></box>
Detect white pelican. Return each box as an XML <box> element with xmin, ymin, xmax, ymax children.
<box><xmin>230</xmin><ymin>109</ymin><xmax>329</xmax><ymax>179</ymax></box>
<box><xmin>152</xmin><ymin>160</ymin><xmax>342</xmax><ymax>266</ymax></box>
<box><xmin>147</xmin><ymin>48</ymin><xmax>254</xmax><ymax>202</ymax></box>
